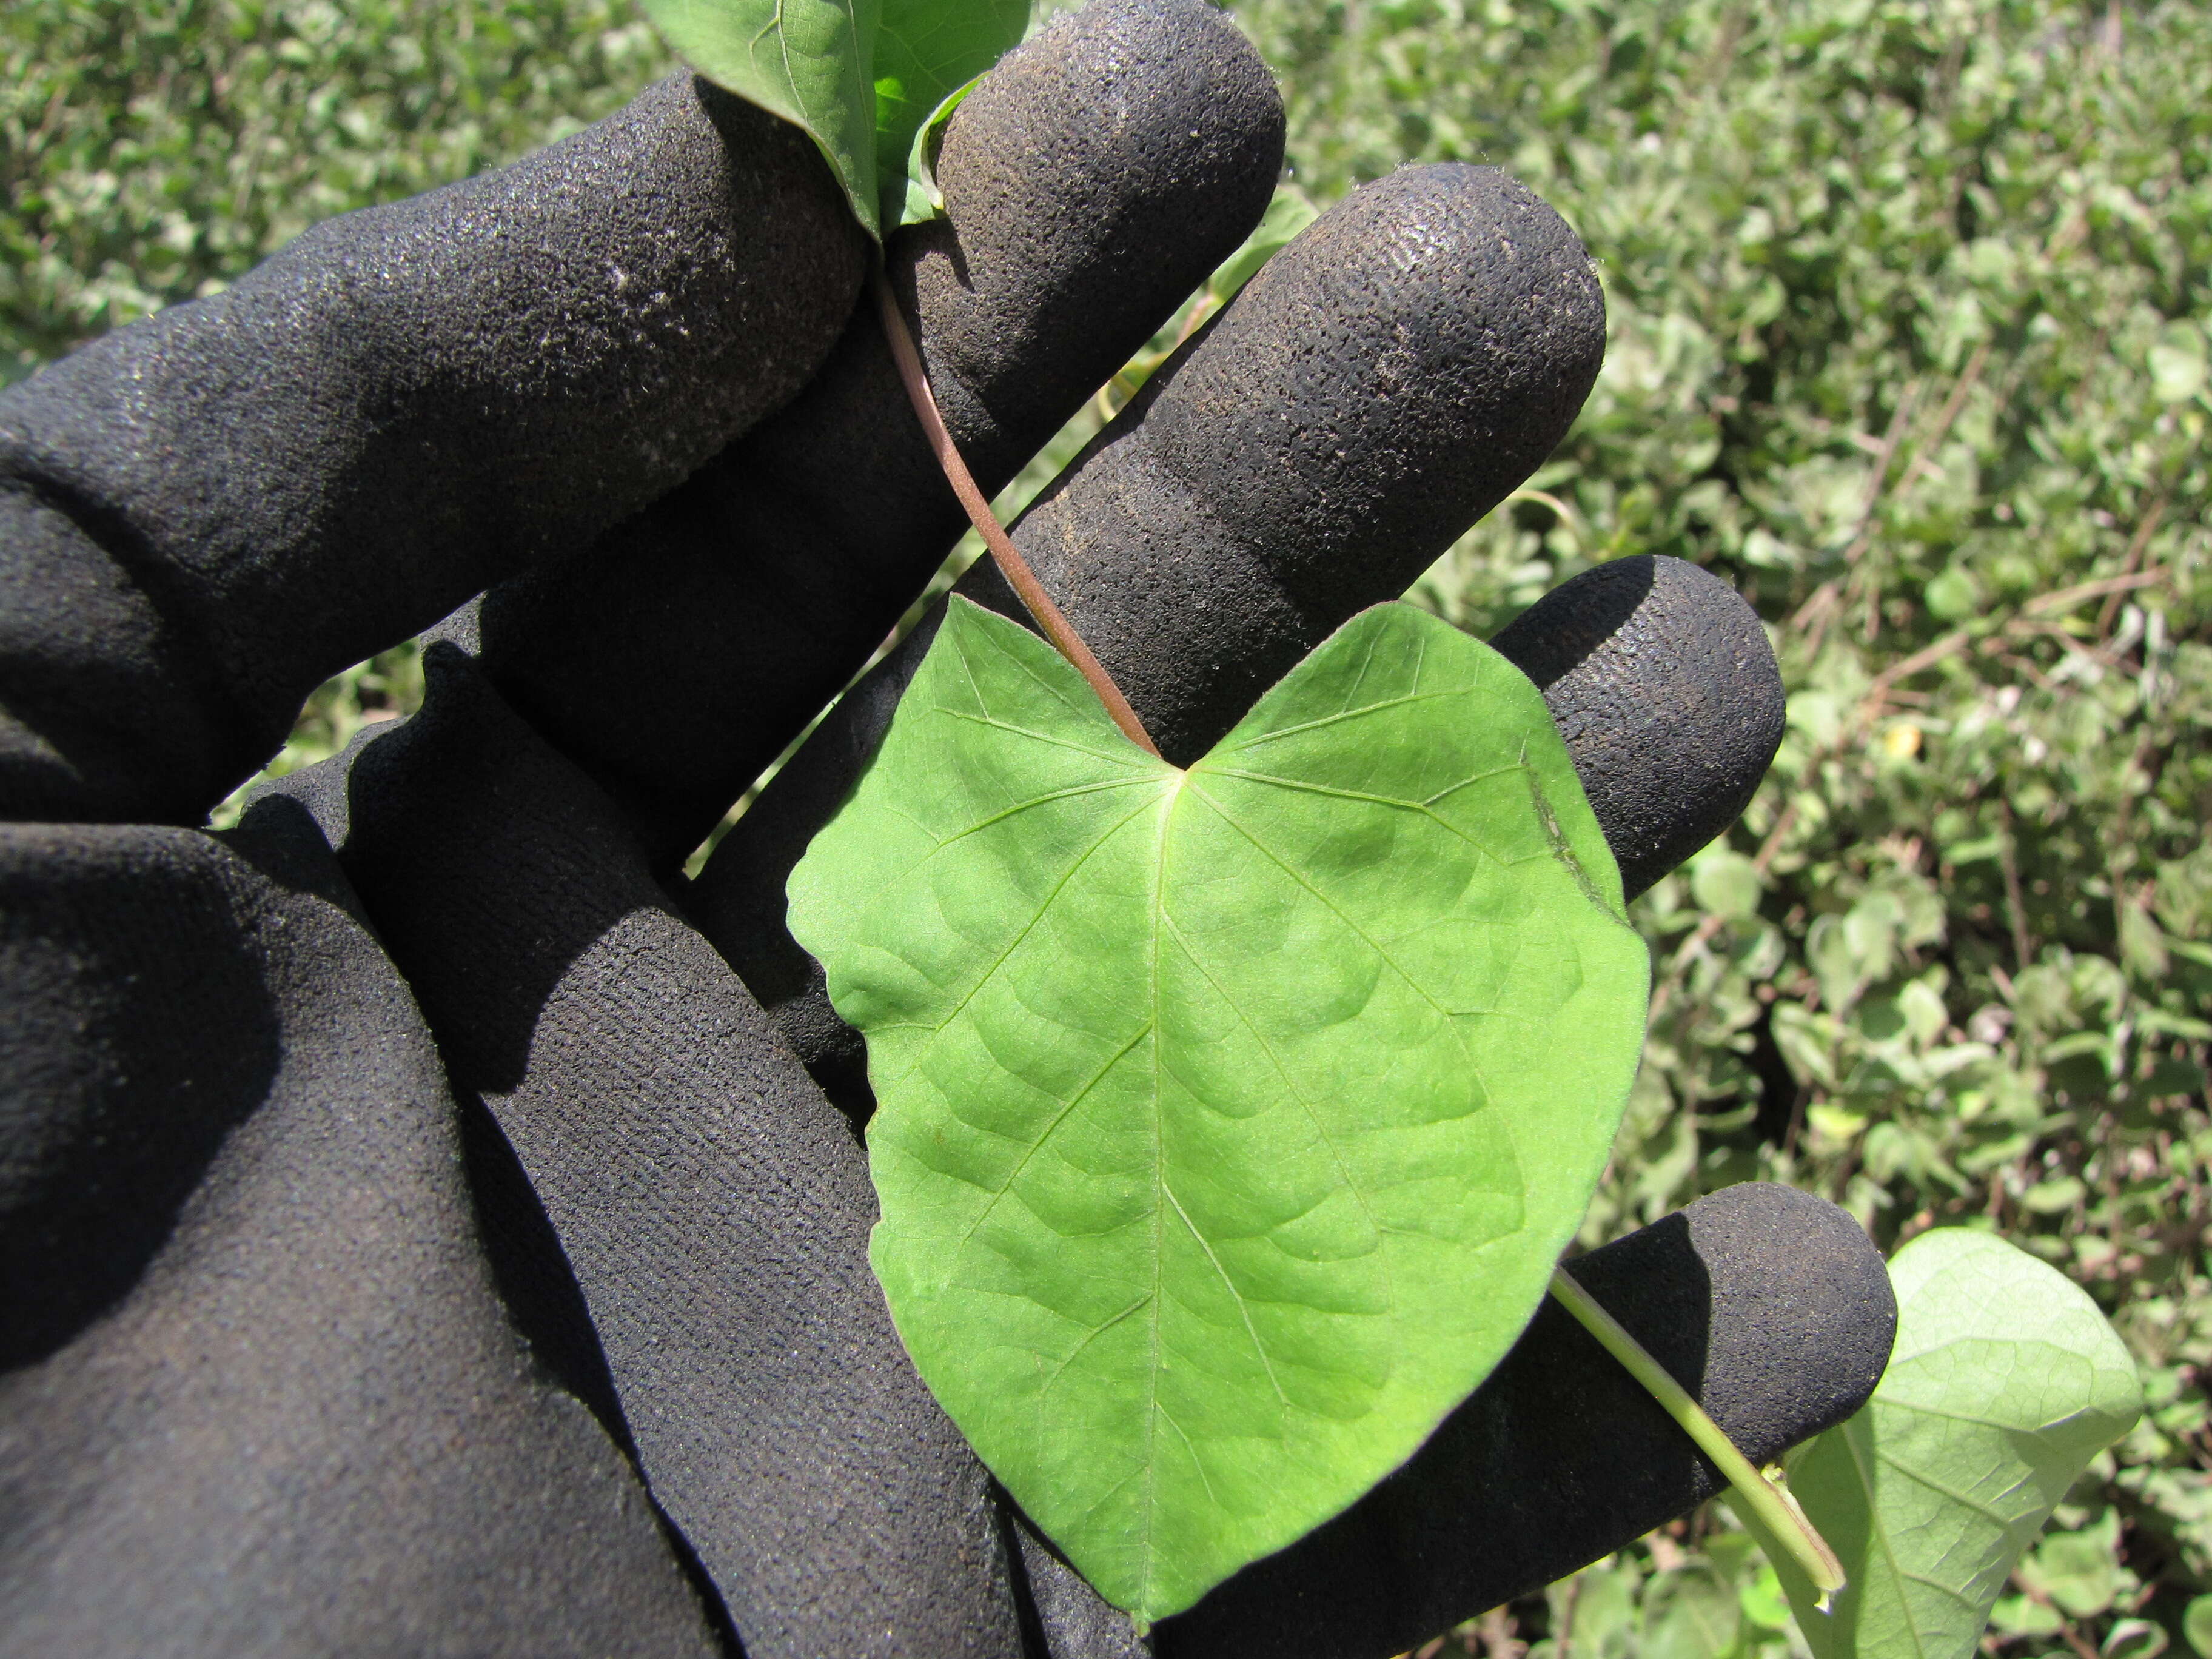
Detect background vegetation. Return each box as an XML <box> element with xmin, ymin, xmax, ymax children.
<box><xmin>7</xmin><ymin>0</ymin><xmax>2205</xmax><ymax>1654</ymax></box>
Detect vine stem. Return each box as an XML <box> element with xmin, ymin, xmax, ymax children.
<box><xmin>871</xmin><ymin>264</ymin><xmax>1161</xmax><ymax>758</ymax></box>
<box><xmin>1547</xmin><ymin>1265</ymin><xmax>1847</xmax><ymax>1609</ymax></box>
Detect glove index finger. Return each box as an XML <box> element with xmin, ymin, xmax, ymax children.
<box><xmin>0</xmin><ymin>73</ymin><xmax>867</xmax><ymax>827</ymax></box>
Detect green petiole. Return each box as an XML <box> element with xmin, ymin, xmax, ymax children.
<box><xmin>1547</xmin><ymin>1265</ymin><xmax>1846</xmax><ymax>1610</ymax></box>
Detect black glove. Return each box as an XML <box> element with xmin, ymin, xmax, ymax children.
<box><xmin>0</xmin><ymin>4</ymin><xmax>1893</xmax><ymax>1656</ymax></box>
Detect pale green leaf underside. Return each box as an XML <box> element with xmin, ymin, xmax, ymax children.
<box><xmin>1746</xmin><ymin>1228</ymin><xmax>2142</xmax><ymax>1659</ymax></box>
<box><xmin>790</xmin><ymin>598</ymin><xmax>1648</xmax><ymax>1620</ymax></box>
<box><xmin>637</xmin><ymin>0</ymin><xmax>1022</xmax><ymax>240</ymax></box>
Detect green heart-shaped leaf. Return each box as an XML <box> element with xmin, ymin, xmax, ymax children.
<box><xmin>789</xmin><ymin>597</ymin><xmax>1649</xmax><ymax>1621</ymax></box>
<box><xmin>1741</xmin><ymin>1228</ymin><xmax>2143</xmax><ymax>1659</ymax></box>
<box><xmin>638</xmin><ymin>0</ymin><xmax>1025</xmax><ymax>240</ymax></box>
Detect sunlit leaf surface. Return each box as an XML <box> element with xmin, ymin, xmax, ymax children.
<box><xmin>790</xmin><ymin>598</ymin><xmax>1648</xmax><ymax>1619</ymax></box>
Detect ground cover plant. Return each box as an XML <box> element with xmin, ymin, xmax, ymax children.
<box><xmin>8</xmin><ymin>0</ymin><xmax>2205</xmax><ymax>1654</ymax></box>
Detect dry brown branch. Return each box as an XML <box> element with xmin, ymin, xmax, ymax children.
<box><xmin>1998</xmin><ymin>800</ymin><xmax>2034</xmax><ymax>974</ymax></box>
<box><xmin>2097</xmin><ymin>494</ymin><xmax>2171</xmax><ymax>634</ymax></box>
<box><xmin>1900</xmin><ymin>340</ymin><xmax>1992</xmax><ymax>494</ymax></box>
<box><xmin>1840</xmin><ymin>381</ymin><xmax>1923</xmax><ymax>569</ymax></box>
<box><xmin>2028</xmin><ymin>565</ymin><xmax>2169</xmax><ymax>618</ymax></box>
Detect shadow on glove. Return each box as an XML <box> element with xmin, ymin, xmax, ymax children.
<box><xmin>0</xmin><ymin>810</ymin><xmax>728</xmax><ymax>1656</ymax></box>
<box><xmin>1153</xmin><ymin>1182</ymin><xmax>1894</xmax><ymax>1659</ymax></box>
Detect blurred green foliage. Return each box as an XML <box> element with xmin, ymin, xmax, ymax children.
<box><xmin>7</xmin><ymin>0</ymin><xmax>2208</xmax><ymax>1654</ymax></box>
<box><xmin>1227</xmin><ymin>0</ymin><xmax>2210</xmax><ymax>1651</ymax></box>
<box><xmin>1</xmin><ymin>0</ymin><xmax>671</xmax><ymax>383</ymax></box>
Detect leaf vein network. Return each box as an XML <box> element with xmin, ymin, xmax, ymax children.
<box><xmin>909</xmin><ymin>796</ymin><xmax>1159</xmax><ymax>1057</ymax></box>
<box><xmin>928</xmin><ymin>775</ymin><xmax>1161</xmax><ymax>853</ymax></box>
<box><xmin>1894</xmin><ymin>1572</ymin><xmax>1986</xmax><ymax>1611</ymax></box>
<box><xmin>943</xmin><ymin>709</ymin><xmax>1153</xmax><ymax>769</ymax></box>
<box><xmin>1845</xmin><ymin>1413</ymin><xmax>1934</xmax><ymax>1659</ymax></box>
<box><xmin>1159</xmin><ymin>1405</ymin><xmax>1223</xmax><ymax>1507</ymax></box>
<box><xmin>956</xmin><ymin>1020</ymin><xmax>1155</xmax><ymax>1245</ymax></box>
<box><xmin>1035</xmin><ymin>1293</ymin><xmax>1153</xmax><ymax>1408</ymax></box>
<box><xmin>1225</xmin><ymin>689</ymin><xmax>1465</xmax><ymax>752</ymax></box>
<box><xmin>1873</xmin><ymin>1395</ymin><xmax>2047</xmax><ymax>1435</ymax></box>
<box><xmin>1156</xmin><ymin>907</ymin><xmax>1394</xmax><ymax>1316</ymax></box>
<box><xmin>1185</xmin><ymin>782</ymin><xmax>1488</xmax><ymax>1053</ymax></box>
<box><xmin>1870</xmin><ymin>1448</ymin><xmax>2020</xmax><ymax>1527</ymax></box>
<box><xmin>1205</xmin><ymin>764</ymin><xmax>1523</xmax><ymax>870</ymax></box>
<box><xmin>1162</xmin><ymin>1175</ymin><xmax>1290</xmax><ymax>1410</ymax></box>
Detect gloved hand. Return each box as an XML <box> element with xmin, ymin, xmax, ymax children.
<box><xmin>0</xmin><ymin>4</ymin><xmax>1895</xmax><ymax>1657</ymax></box>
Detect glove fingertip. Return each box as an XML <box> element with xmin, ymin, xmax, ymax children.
<box><xmin>1489</xmin><ymin>555</ymin><xmax>1785</xmax><ymax>900</ymax></box>
<box><xmin>1154</xmin><ymin>1183</ymin><xmax>1894</xmax><ymax>1659</ymax></box>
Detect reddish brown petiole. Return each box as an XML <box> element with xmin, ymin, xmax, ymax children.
<box><xmin>871</xmin><ymin>264</ymin><xmax>1162</xmax><ymax>759</ymax></box>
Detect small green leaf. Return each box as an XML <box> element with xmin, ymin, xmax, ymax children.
<box><xmin>2182</xmin><ymin>1592</ymin><xmax>2212</xmax><ymax>1657</ymax></box>
<box><xmin>871</xmin><ymin>0</ymin><xmax>1025</xmax><ymax>225</ymax></box>
<box><xmin>2105</xmin><ymin>1617</ymin><xmax>2171</xmax><ymax>1659</ymax></box>
<box><xmin>1743</xmin><ymin>1564</ymin><xmax>1796</xmax><ymax>1632</ymax></box>
<box><xmin>1743</xmin><ymin>1228</ymin><xmax>2142</xmax><ymax>1659</ymax></box>
<box><xmin>2149</xmin><ymin>321</ymin><xmax>2208</xmax><ymax>404</ymax></box>
<box><xmin>1691</xmin><ymin>848</ymin><xmax>1763</xmax><ymax>921</ymax></box>
<box><xmin>1643</xmin><ymin>1569</ymin><xmax>1743</xmax><ymax>1659</ymax></box>
<box><xmin>1923</xmin><ymin>566</ymin><xmax>1981</xmax><ymax>622</ymax></box>
<box><xmin>790</xmin><ymin>598</ymin><xmax>1649</xmax><ymax>1620</ymax></box>
<box><xmin>1988</xmin><ymin>1592</ymin><xmax>2065</xmax><ymax>1638</ymax></box>
<box><xmin>637</xmin><ymin>0</ymin><xmax>1024</xmax><ymax>240</ymax></box>
<box><xmin>894</xmin><ymin>71</ymin><xmax>982</xmax><ymax>227</ymax></box>
<box><xmin>2018</xmin><ymin>1509</ymin><xmax>2129</xmax><ymax>1618</ymax></box>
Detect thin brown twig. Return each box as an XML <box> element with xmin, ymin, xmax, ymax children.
<box><xmin>1477</xmin><ymin>1606</ymin><xmax>1524</xmax><ymax>1659</ymax></box>
<box><xmin>1840</xmin><ymin>380</ymin><xmax>1922</xmax><ymax>570</ymax></box>
<box><xmin>1843</xmin><ymin>383</ymin><xmax>1923</xmax><ymax>643</ymax></box>
<box><xmin>2004</xmin><ymin>616</ymin><xmax>2128</xmax><ymax>673</ymax></box>
<box><xmin>2009</xmin><ymin>1575</ymin><xmax>2102</xmax><ymax>1659</ymax></box>
<box><xmin>1792</xmin><ymin>578</ymin><xmax>1842</xmax><ymax>658</ymax></box>
<box><xmin>1866</xmin><ymin>628</ymin><xmax>1972</xmax><ymax>697</ymax></box>
<box><xmin>2096</xmin><ymin>494</ymin><xmax>2170</xmax><ymax>635</ymax></box>
<box><xmin>1997</xmin><ymin>800</ymin><xmax>2035</xmax><ymax>974</ymax></box>
<box><xmin>2031</xmin><ymin>563</ymin><xmax>2170</xmax><ymax>620</ymax></box>
<box><xmin>873</xmin><ymin>266</ymin><xmax>1161</xmax><ymax>757</ymax></box>
<box><xmin>1171</xmin><ymin>292</ymin><xmax>1218</xmax><ymax>349</ymax></box>
<box><xmin>1899</xmin><ymin>341</ymin><xmax>1991</xmax><ymax>494</ymax></box>
<box><xmin>1834</xmin><ymin>347</ymin><xmax>1996</xmax><ymax>648</ymax></box>
<box><xmin>1552</xmin><ymin>1572</ymin><xmax>1583</xmax><ymax>1659</ymax></box>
